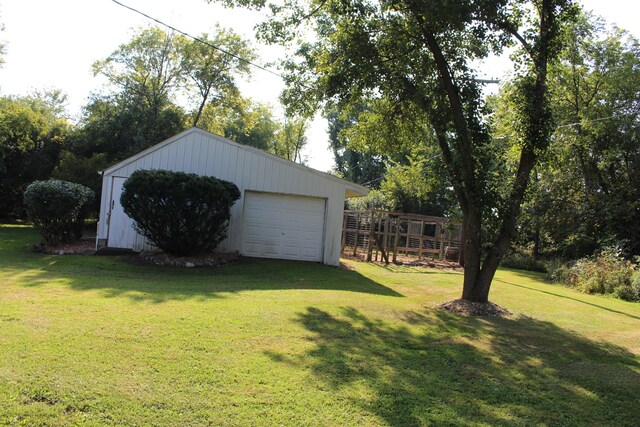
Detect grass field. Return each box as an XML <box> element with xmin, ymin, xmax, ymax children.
<box><xmin>1</xmin><ymin>224</ymin><xmax>639</xmax><ymax>426</ymax></box>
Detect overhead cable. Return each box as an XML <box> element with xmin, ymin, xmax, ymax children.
<box><xmin>111</xmin><ymin>0</ymin><xmax>285</xmax><ymax>79</ymax></box>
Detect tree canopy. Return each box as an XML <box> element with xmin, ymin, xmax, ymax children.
<box><xmin>0</xmin><ymin>94</ymin><xmax>69</xmax><ymax>217</ymax></box>
<box><xmin>495</xmin><ymin>12</ymin><xmax>640</xmax><ymax>258</ymax></box>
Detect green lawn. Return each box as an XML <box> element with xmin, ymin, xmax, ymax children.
<box><xmin>1</xmin><ymin>225</ymin><xmax>639</xmax><ymax>426</ymax></box>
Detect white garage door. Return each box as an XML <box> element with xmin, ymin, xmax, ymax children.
<box><xmin>241</xmin><ymin>191</ymin><xmax>326</xmax><ymax>262</ymax></box>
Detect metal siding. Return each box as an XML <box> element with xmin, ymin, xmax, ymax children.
<box><xmin>221</xmin><ymin>143</ymin><xmax>231</xmax><ymax>179</ymax></box>
<box><xmin>176</xmin><ymin>138</ymin><xmax>185</xmax><ymax>171</ymax></box>
<box><xmin>202</xmin><ymin>135</ymin><xmax>211</xmax><ymax>174</ymax></box>
<box><xmin>294</xmin><ymin>169</ymin><xmax>304</xmax><ymax>195</ymax></box>
<box><xmin>196</xmin><ymin>135</ymin><xmax>207</xmax><ymax>174</ymax></box>
<box><xmin>306</xmin><ymin>174</ymin><xmax>314</xmax><ymax>196</ymax></box>
<box><xmin>250</xmin><ymin>153</ymin><xmax>259</xmax><ymax>189</ymax></box>
<box><xmin>243</xmin><ymin>152</ymin><xmax>253</xmax><ymax>191</ymax></box>
<box><xmin>253</xmin><ymin>156</ymin><xmax>266</xmax><ymax>190</ymax></box>
<box><xmin>265</xmin><ymin>162</ymin><xmax>281</xmax><ymax>191</ymax></box>
<box><xmin>235</xmin><ymin>147</ymin><xmax>244</xmax><ymax>187</ymax></box>
<box><xmin>213</xmin><ymin>139</ymin><xmax>223</xmax><ymax>177</ymax></box>
<box><xmin>167</xmin><ymin>143</ymin><xmax>178</xmax><ymax>171</ymax></box>
<box><xmin>285</xmin><ymin>167</ymin><xmax>294</xmax><ymax>194</ymax></box>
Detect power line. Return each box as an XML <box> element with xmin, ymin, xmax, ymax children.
<box><xmin>556</xmin><ymin>114</ymin><xmax>623</xmax><ymax>129</ymax></box>
<box><xmin>495</xmin><ymin>111</ymin><xmax>637</xmax><ymax>140</ymax></box>
<box><xmin>110</xmin><ymin>0</ymin><xmax>285</xmax><ymax>80</ymax></box>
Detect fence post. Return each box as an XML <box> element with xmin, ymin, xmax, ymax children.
<box><xmin>341</xmin><ymin>212</ymin><xmax>347</xmax><ymax>254</ymax></box>
<box><xmin>353</xmin><ymin>212</ymin><xmax>360</xmax><ymax>257</ymax></box>
<box><xmin>367</xmin><ymin>211</ymin><xmax>375</xmax><ymax>262</ymax></box>
<box><xmin>393</xmin><ymin>218</ymin><xmax>400</xmax><ymax>264</ymax></box>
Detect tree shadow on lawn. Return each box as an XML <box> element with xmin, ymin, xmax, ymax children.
<box><xmin>8</xmin><ymin>257</ymin><xmax>403</xmax><ymax>303</ymax></box>
<box><xmin>266</xmin><ymin>307</ymin><xmax>640</xmax><ymax>426</ymax></box>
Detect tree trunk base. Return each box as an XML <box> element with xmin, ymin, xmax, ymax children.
<box><xmin>438</xmin><ymin>299</ymin><xmax>511</xmax><ymax>317</ymax></box>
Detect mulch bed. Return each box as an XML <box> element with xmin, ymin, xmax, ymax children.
<box><xmin>30</xmin><ymin>238</ymin><xmax>240</xmax><ymax>268</ymax></box>
<box><xmin>138</xmin><ymin>250</ymin><xmax>241</xmax><ymax>267</ymax></box>
<box><xmin>341</xmin><ymin>253</ymin><xmax>463</xmax><ymax>271</ymax></box>
<box><xmin>32</xmin><ymin>239</ymin><xmax>96</xmax><ymax>256</ymax></box>
<box><xmin>437</xmin><ymin>299</ymin><xmax>511</xmax><ymax>317</ymax></box>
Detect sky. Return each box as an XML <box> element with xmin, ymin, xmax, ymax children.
<box><xmin>1</xmin><ymin>0</ymin><xmax>639</xmax><ymax>172</ymax></box>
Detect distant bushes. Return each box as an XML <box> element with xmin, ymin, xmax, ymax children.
<box><xmin>500</xmin><ymin>252</ymin><xmax>547</xmax><ymax>273</ymax></box>
<box><xmin>23</xmin><ymin>180</ymin><xmax>94</xmax><ymax>245</ymax></box>
<box><xmin>547</xmin><ymin>247</ymin><xmax>640</xmax><ymax>302</ymax></box>
<box><xmin>120</xmin><ymin>170</ymin><xmax>240</xmax><ymax>256</ymax></box>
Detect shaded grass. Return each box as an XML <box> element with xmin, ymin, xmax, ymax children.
<box><xmin>1</xmin><ymin>225</ymin><xmax>639</xmax><ymax>426</ymax></box>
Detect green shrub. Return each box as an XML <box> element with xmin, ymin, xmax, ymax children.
<box><xmin>614</xmin><ymin>271</ymin><xmax>640</xmax><ymax>302</ymax></box>
<box><xmin>545</xmin><ymin>258</ymin><xmax>572</xmax><ymax>283</ymax></box>
<box><xmin>501</xmin><ymin>252</ymin><xmax>547</xmax><ymax>272</ymax></box>
<box><xmin>120</xmin><ymin>170</ymin><xmax>241</xmax><ymax>256</ymax></box>
<box><xmin>345</xmin><ymin>189</ymin><xmax>394</xmax><ymax>211</ymax></box>
<box><xmin>23</xmin><ymin>180</ymin><xmax>95</xmax><ymax>245</ymax></box>
<box><xmin>551</xmin><ymin>247</ymin><xmax>638</xmax><ymax>301</ymax></box>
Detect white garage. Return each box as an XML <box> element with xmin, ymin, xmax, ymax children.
<box><xmin>95</xmin><ymin>128</ymin><xmax>367</xmax><ymax>265</ymax></box>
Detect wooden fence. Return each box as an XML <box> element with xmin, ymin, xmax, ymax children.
<box><xmin>341</xmin><ymin>210</ymin><xmax>462</xmax><ymax>264</ymax></box>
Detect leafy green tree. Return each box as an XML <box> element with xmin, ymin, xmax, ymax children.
<box><xmin>272</xmin><ymin>116</ymin><xmax>308</xmax><ymax>163</ymax></box>
<box><xmin>74</xmin><ymin>93</ymin><xmax>186</xmax><ymax>163</ymax></box>
<box><xmin>380</xmin><ymin>147</ymin><xmax>457</xmax><ymax>217</ymax></box>
<box><xmin>86</xmin><ymin>27</ymin><xmax>192</xmax><ymax>161</ymax></box>
<box><xmin>0</xmin><ymin>96</ymin><xmax>69</xmax><ymax>218</ymax></box>
<box><xmin>182</xmin><ymin>27</ymin><xmax>255</xmax><ymax>126</ymax></box>
<box><xmin>215</xmin><ymin>0</ymin><xmax>577</xmax><ymax>302</ymax></box>
<box><xmin>93</xmin><ymin>27</ymin><xmax>185</xmax><ymax>121</ymax></box>
<box><xmin>326</xmin><ymin>104</ymin><xmax>387</xmax><ymax>187</ymax></box>
<box><xmin>198</xmin><ymin>95</ymin><xmax>308</xmax><ymax>162</ymax></box>
<box><xmin>496</xmin><ymin>13</ymin><xmax>640</xmax><ymax>258</ymax></box>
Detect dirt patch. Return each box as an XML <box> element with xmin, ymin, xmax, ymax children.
<box><xmin>137</xmin><ymin>250</ymin><xmax>241</xmax><ymax>267</ymax></box>
<box><xmin>341</xmin><ymin>253</ymin><xmax>462</xmax><ymax>271</ymax></box>
<box><xmin>437</xmin><ymin>299</ymin><xmax>511</xmax><ymax>317</ymax></box>
<box><xmin>339</xmin><ymin>261</ymin><xmax>357</xmax><ymax>270</ymax></box>
<box><xmin>32</xmin><ymin>238</ymin><xmax>96</xmax><ymax>255</ymax></box>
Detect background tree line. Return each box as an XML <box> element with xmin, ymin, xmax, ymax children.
<box><xmin>0</xmin><ymin>25</ymin><xmax>308</xmax><ymax>218</ymax></box>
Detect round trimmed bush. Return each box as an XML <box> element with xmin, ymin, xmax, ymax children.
<box><xmin>23</xmin><ymin>180</ymin><xmax>95</xmax><ymax>245</ymax></box>
<box><xmin>120</xmin><ymin>169</ymin><xmax>241</xmax><ymax>256</ymax></box>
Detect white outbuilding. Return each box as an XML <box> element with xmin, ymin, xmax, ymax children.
<box><xmin>96</xmin><ymin>127</ymin><xmax>368</xmax><ymax>265</ymax></box>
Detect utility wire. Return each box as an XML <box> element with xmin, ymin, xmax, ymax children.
<box><xmin>556</xmin><ymin>114</ymin><xmax>625</xmax><ymax>129</ymax></box>
<box><xmin>111</xmin><ymin>1</ymin><xmax>501</xmax><ymax>85</ymax></box>
<box><xmin>111</xmin><ymin>0</ymin><xmax>285</xmax><ymax>79</ymax></box>
<box><xmin>495</xmin><ymin>111</ymin><xmax>637</xmax><ymax>140</ymax></box>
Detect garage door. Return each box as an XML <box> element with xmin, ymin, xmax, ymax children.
<box><xmin>241</xmin><ymin>191</ymin><xmax>326</xmax><ymax>262</ymax></box>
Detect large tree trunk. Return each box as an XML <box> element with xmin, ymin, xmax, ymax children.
<box><xmin>461</xmin><ymin>208</ymin><xmax>486</xmax><ymax>301</ymax></box>
<box><xmin>406</xmin><ymin>0</ymin><xmax>560</xmax><ymax>303</ymax></box>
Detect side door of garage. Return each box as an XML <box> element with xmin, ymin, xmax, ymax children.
<box><xmin>107</xmin><ymin>176</ymin><xmax>137</xmax><ymax>249</ymax></box>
